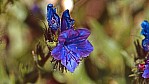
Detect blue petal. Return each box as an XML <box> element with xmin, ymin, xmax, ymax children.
<box><xmin>52</xmin><ymin>44</ymin><xmax>80</xmax><ymax>72</ymax></box>
<box><xmin>58</xmin><ymin>29</ymin><xmax>79</xmax><ymax>43</ymax></box>
<box><xmin>76</xmin><ymin>28</ymin><xmax>91</xmax><ymax>42</ymax></box>
<box><xmin>51</xmin><ymin>44</ymin><xmax>64</xmax><ymax>60</ymax></box>
<box><xmin>141</xmin><ymin>29</ymin><xmax>149</xmax><ymax>37</ymax></box>
<box><xmin>58</xmin><ymin>29</ymin><xmax>91</xmax><ymax>44</ymax></box>
<box><xmin>61</xmin><ymin>10</ymin><xmax>74</xmax><ymax>32</ymax></box>
<box><xmin>47</xmin><ymin>4</ymin><xmax>60</xmax><ymax>31</ymax></box>
<box><xmin>61</xmin><ymin>46</ymin><xmax>80</xmax><ymax>72</ymax></box>
<box><xmin>142</xmin><ymin>38</ymin><xmax>149</xmax><ymax>51</ymax></box>
<box><xmin>141</xmin><ymin>29</ymin><xmax>146</xmax><ymax>35</ymax></box>
<box><xmin>61</xmin><ymin>57</ymin><xmax>79</xmax><ymax>72</ymax></box>
<box><xmin>67</xmin><ymin>40</ymin><xmax>93</xmax><ymax>57</ymax></box>
<box><xmin>142</xmin><ymin>64</ymin><xmax>149</xmax><ymax>78</ymax></box>
<box><xmin>141</xmin><ymin>20</ymin><xmax>149</xmax><ymax>29</ymax></box>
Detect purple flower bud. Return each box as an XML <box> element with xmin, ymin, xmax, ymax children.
<box><xmin>142</xmin><ymin>38</ymin><xmax>149</xmax><ymax>51</ymax></box>
<box><xmin>141</xmin><ymin>20</ymin><xmax>149</xmax><ymax>38</ymax></box>
<box><xmin>61</xmin><ymin>10</ymin><xmax>74</xmax><ymax>32</ymax></box>
<box><xmin>47</xmin><ymin>4</ymin><xmax>60</xmax><ymax>31</ymax></box>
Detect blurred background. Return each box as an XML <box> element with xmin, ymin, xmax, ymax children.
<box><xmin>0</xmin><ymin>0</ymin><xmax>149</xmax><ymax>84</ymax></box>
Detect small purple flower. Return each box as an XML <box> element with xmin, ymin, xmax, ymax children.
<box><xmin>51</xmin><ymin>29</ymin><xmax>93</xmax><ymax>72</ymax></box>
<box><xmin>142</xmin><ymin>63</ymin><xmax>149</xmax><ymax>78</ymax></box>
<box><xmin>142</xmin><ymin>38</ymin><xmax>149</xmax><ymax>51</ymax></box>
<box><xmin>47</xmin><ymin>4</ymin><xmax>60</xmax><ymax>31</ymax></box>
<box><xmin>61</xmin><ymin>10</ymin><xmax>74</xmax><ymax>32</ymax></box>
<box><xmin>142</xmin><ymin>56</ymin><xmax>149</xmax><ymax>78</ymax></box>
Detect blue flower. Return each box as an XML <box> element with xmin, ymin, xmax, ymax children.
<box><xmin>46</xmin><ymin>4</ymin><xmax>93</xmax><ymax>72</ymax></box>
<box><xmin>51</xmin><ymin>29</ymin><xmax>93</xmax><ymax>72</ymax></box>
<box><xmin>141</xmin><ymin>20</ymin><xmax>149</xmax><ymax>51</ymax></box>
<box><xmin>47</xmin><ymin>4</ymin><xmax>60</xmax><ymax>31</ymax></box>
